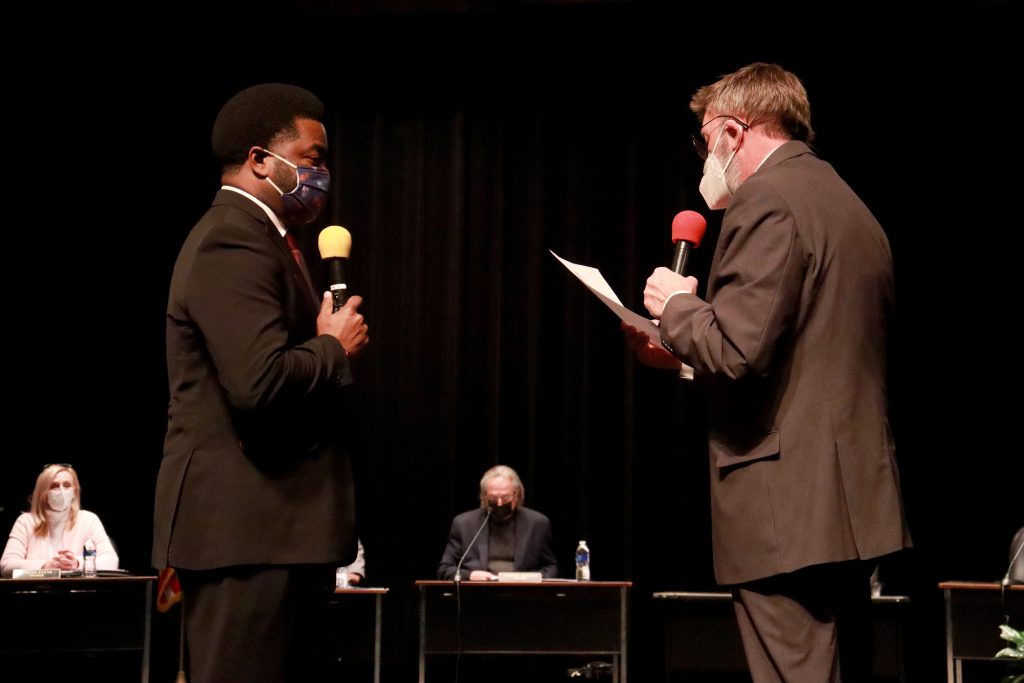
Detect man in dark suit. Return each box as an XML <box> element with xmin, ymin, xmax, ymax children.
<box><xmin>438</xmin><ymin>465</ymin><xmax>558</xmax><ymax>580</ymax></box>
<box><xmin>151</xmin><ymin>83</ymin><xmax>369</xmax><ymax>683</ymax></box>
<box><xmin>627</xmin><ymin>63</ymin><xmax>911</xmax><ymax>682</ymax></box>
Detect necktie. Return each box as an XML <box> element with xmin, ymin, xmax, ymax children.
<box><xmin>284</xmin><ymin>231</ymin><xmax>319</xmax><ymax>305</ymax></box>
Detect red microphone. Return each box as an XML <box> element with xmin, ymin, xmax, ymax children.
<box><xmin>670</xmin><ymin>210</ymin><xmax>707</xmax><ymax>275</ymax></box>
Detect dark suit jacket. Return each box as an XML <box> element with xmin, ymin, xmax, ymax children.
<box><xmin>660</xmin><ymin>141</ymin><xmax>912</xmax><ymax>585</ymax></box>
<box><xmin>437</xmin><ymin>506</ymin><xmax>559</xmax><ymax>579</ymax></box>
<box><xmin>152</xmin><ymin>189</ymin><xmax>356</xmax><ymax>570</ymax></box>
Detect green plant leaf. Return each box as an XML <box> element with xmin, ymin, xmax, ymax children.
<box><xmin>999</xmin><ymin>624</ymin><xmax>1024</xmax><ymax>648</ymax></box>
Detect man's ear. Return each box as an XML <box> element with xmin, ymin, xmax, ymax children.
<box><xmin>722</xmin><ymin>120</ymin><xmax>745</xmax><ymax>148</ymax></box>
<box><xmin>248</xmin><ymin>146</ymin><xmax>272</xmax><ymax>179</ymax></box>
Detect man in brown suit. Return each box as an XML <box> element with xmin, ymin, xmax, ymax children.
<box><xmin>627</xmin><ymin>63</ymin><xmax>911</xmax><ymax>682</ymax></box>
<box><xmin>152</xmin><ymin>83</ymin><xmax>369</xmax><ymax>683</ymax></box>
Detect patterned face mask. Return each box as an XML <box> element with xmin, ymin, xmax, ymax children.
<box><xmin>261</xmin><ymin>148</ymin><xmax>331</xmax><ymax>225</ymax></box>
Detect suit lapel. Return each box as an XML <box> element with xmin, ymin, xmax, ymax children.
<box><xmin>280</xmin><ymin>232</ymin><xmax>322</xmax><ymax>309</ymax></box>
<box><xmin>212</xmin><ymin>190</ymin><xmax>321</xmax><ymax>313</ymax></box>
<box><xmin>476</xmin><ymin>510</ymin><xmax>490</xmax><ymax>567</ymax></box>
<box><xmin>512</xmin><ymin>509</ymin><xmax>526</xmax><ymax>570</ymax></box>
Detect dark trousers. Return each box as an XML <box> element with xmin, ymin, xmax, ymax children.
<box><xmin>177</xmin><ymin>564</ymin><xmax>336</xmax><ymax>683</ymax></box>
<box><xmin>731</xmin><ymin>560</ymin><xmax>874</xmax><ymax>683</ymax></box>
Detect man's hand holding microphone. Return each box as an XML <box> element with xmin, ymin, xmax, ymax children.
<box><xmin>623</xmin><ymin>210</ymin><xmax>705</xmax><ymax>370</ymax></box>
<box><xmin>316</xmin><ymin>225</ymin><xmax>369</xmax><ymax>358</ymax></box>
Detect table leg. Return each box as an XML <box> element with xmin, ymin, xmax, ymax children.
<box><xmin>419</xmin><ymin>587</ymin><xmax>426</xmax><ymax>683</ymax></box>
<box><xmin>374</xmin><ymin>593</ymin><xmax>382</xmax><ymax>683</ymax></box>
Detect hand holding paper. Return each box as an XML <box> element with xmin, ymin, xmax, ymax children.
<box><xmin>551</xmin><ymin>250</ymin><xmax>694</xmax><ymax>380</ymax></box>
<box><xmin>621</xmin><ymin>321</ymin><xmax>683</xmax><ymax>371</ymax></box>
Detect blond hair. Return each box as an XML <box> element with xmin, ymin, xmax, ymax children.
<box><xmin>31</xmin><ymin>464</ymin><xmax>80</xmax><ymax>535</ymax></box>
<box><xmin>690</xmin><ymin>62</ymin><xmax>814</xmax><ymax>143</ymax></box>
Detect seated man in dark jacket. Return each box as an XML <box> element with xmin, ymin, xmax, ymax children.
<box><xmin>438</xmin><ymin>465</ymin><xmax>558</xmax><ymax>580</ymax></box>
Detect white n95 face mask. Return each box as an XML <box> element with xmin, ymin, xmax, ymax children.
<box><xmin>699</xmin><ymin>132</ymin><xmax>738</xmax><ymax>210</ymax></box>
<box><xmin>47</xmin><ymin>488</ymin><xmax>74</xmax><ymax>512</ymax></box>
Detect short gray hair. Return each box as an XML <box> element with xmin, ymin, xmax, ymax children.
<box><xmin>478</xmin><ymin>465</ymin><xmax>524</xmax><ymax>507</ymax></box>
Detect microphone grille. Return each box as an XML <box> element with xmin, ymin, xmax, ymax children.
<box><xmin>672</xmin><ymin>210</ymin><xmax>707</xmax><ymax>247</ymax></box>
<box><xmin>318</xmin><ymin>225</ymin><xmax>352</xmax><ymax>259</ymax></box>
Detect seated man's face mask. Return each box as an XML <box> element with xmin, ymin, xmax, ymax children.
<box><xmin>487</xmin><ymin>500</ymin><xmax>515</xmax><ymax>523</ymax></box>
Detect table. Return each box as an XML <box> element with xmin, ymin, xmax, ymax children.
<box><xmin>324</xmin><ymin>586</ymin><xmax>388</xmax><ymax>683</ymax></box>
<box><xmin>653</xmin><ymin>590</ymin><xmax>911</xmax><ymax>682</ymax></box>
<box><xmin>416</xmin><ymin>580</ymin><xmax>631</xmax><ymax>683</ymax></box>
<box><xmin>940</xmin><ymin>581</ymin><xmax>1023</xmax><ymax>683</ymax></box>
<box><xmin>0</xmin><ymin>575</ymin><xmax>156</xmax><ymax>681</ymax></box>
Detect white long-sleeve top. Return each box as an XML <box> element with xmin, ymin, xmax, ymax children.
<box><xmin>1</xmin><ymin>510</ymin><xmax>119</xmax><ymax>577</ymax></box>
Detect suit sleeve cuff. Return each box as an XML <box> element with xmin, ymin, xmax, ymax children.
<box><xmin>664</xmin><ymin>290</ymin><xmax>692</xmax><ymax>309</ymax></box>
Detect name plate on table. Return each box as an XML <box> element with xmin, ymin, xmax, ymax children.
<box><xmin>12</xmin><ymin>569</ymin><xmax>61</xmax><ymax>579</ymax></box>
<box><xmin>9</xmin><ymin>568</ymin><xmax>132</xmax><ymax>579</ymax></box>
<box><xmin>497</xmin><ymin>571</ymin><xmax>543</xmax><ymax>582</ymax></box>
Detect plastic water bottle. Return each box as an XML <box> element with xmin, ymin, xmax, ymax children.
<box><xmin>575</xmin><ymin>540</ymin><xmax>591</xmax><ymax>581</ymax></box>
<box><xmin>335</xmin><ymin>566</ymin><xmax>349</xmax><ymax>589</ymax></box>
<box><xmin>83</xmin><ymin>538</ymin><xmax>97</xmax><ymax>577</ymax></box>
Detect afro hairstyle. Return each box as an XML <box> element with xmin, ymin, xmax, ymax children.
<box><xmin>211</xmin><ymin>83</ymin><xmax>325</xmax><ymax>169</ymax></box>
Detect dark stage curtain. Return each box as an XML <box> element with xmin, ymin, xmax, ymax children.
<box><xmin>311</xmin><ymin>95</ymin><xmax>719</xmax><ymax>674</ymax></box>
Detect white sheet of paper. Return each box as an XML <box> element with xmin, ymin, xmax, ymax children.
<box><xmin>551</xmin><ymin>250</ymin><xmax>694</xmax><ymax>380</ymax></box>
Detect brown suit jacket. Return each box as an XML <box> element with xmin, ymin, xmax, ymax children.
<box><xmin>152</xmin><ymin>189</ymin><xmax>356</xmax><ymax>570</ymax></box>
<box><xmin>661</xmin><ymin>141</ymin><xmax>911</xmax><ymax>585</ymax></box>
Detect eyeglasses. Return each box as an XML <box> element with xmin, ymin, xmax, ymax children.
<box><xmin>43</xmin><ymin>463</ymin><xmax>72</xmax><ymax>470</ymax></box>
<box><xmin>691</xmin><ymin>115</ymin><xmax>750</xmax><ymax>160</ymax></box>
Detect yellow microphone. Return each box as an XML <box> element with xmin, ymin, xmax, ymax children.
<box><xmin>318</xmin><ymin>225</ymin><xmax>352</xmax><ymax>311</ymax></box>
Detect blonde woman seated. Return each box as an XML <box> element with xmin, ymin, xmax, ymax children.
<box><xmin>1</xmin><ymin>464</ymin><xmax>119</xmax><ymax>577</ymax></box>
